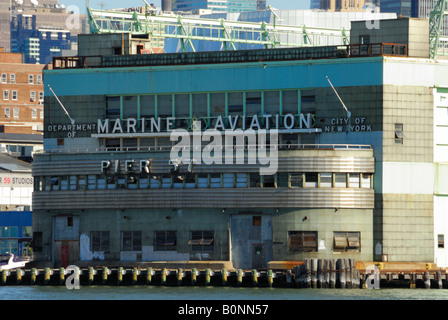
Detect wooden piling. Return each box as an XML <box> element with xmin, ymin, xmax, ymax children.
<box><xmin>222</xmin><ymin>269</ymin><xmax>227</xmax><ymax>286</ymax></box>
<box><xmin>317</xmin><ymin>259</ymin><xmax>324</xmax><ymax>288</ymax></box>
<box><xmin>102</xmin><ymin>267</ymin><xmax>109</xmax><ymax>285</ymax></box>
<box><xmin>44</xmin><ymin>267</ymin><xmax>52</xmax><ymax>285</ymax></box>
<box><xmin>424</xmin><ymin>271</ymin><xmax>431</xmax><ymax>289</ymax></box>
<box><xmin>117</xmin><ymin>267</ymin><xmax>124</xmax><ymax>285</ymax></box>
<box><xmin>146</xmin><ymin>267</ymin><xmax>152</xmax><ymax>285</ymax></box>
<box><xmin>132</xmin><ymin>267</ymin><xmax>139</xmax><ymax>285</ymax></box>
<box><xmin>410</xmin><ymin>273</ymin><xmax>416</xmax><ymax>289</ymax></box>
<box><xmin>310</xmin><ymin>259</ymin><xmax>317</xmax><ymax>288</ymax></box>
<box><xmin>88</xmin><ymin>267</ymin><xmax>96</xmax><ymax>285</ymax></box>
<box><xmin>436</xmin><ymin>271</ymin><xmax>443</xmax><ymax>289</ymax></box>
<box><xmin>237</xmin><ymin>269</ymin><xmax>243</xmax><ymax>286</ymax></box>
<box><xmin>267</xmin><ymin>270</ymin><xmax>273</xmax><ymax>287</ymax></box>
<box><xmin>59</xmin><ymin>267</ymin><xmax>65</xmax><ymax>285</ymax></box>
<box><xmin>337</xmin><ymin>259</ymin><xmax>346</xmax><ymax>289</ymax></box>
<box><xmin>251</xmin><ymin>269</ymin><xmax>258</xmax><ymax>286</ymax></box>
<box><xmin>2</xmin><ymin>270</ymin><xmax>9</xmax><ymax>285</ymax></box>
<box><xmin>161</xmin><ymin>268</ymin><xmax>167</xmax><ymax>286</ymax></box>
<box><xmin>205</xmin><ymin>268</ymin><xmax>211</xmax><ymax>286</ymax></box>
<box><xmin>16</xmin><ymin>269</ymin><xmax>23</xmax><ymax>284</ymax></box>
<box><xmin>191</xmin><ymin>268</ymin><xmax>197</xmax><ymax>286</ymax></box>
<box><xmin>30</xmin><ymin>268</ymin><xmax>37</xmax><ymax>285</ymax></box>
<box><xmin>177</xmin><ymin>268</ymin><xmax>183</xmax><ymax>286</ymax></box>
<box><xmin>304</xmin><ymin>259</ymin><xmax>311</xmax><ymax>288</ymax></box>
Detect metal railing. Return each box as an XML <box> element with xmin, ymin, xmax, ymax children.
<box><xmin>349</xmin><ymin>42</ymin><xmax>408</xmax><ymax>57</ymax></box>
<box><xmin>36</xmin><ymin>143</ymin><xmax>372</xmax><ymax>155</ymax></box>
<box><xmin>52</xmin><ymin>43</ymin><xmax>408</xmax><ymax>69</ymax></box>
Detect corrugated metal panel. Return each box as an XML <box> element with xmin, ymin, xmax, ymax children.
<box><xmin>32</xmin><ymin>155</ymin><xmax>375</xmax><ymax>176</ymax></box>
<box><xmin>32</xmin><ymin>188</ymin><xmax>374</xmax><ymax>210</ymax></box>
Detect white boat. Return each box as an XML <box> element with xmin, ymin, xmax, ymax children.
<box><xmin>0</xmin><ymin>253</ymin><xmax>30</xmax><ymax>271</ymax></box>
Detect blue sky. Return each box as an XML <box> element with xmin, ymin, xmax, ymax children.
<box><xmin>60</xmin><ymin>0</ymin><xmax>310</xmax><ymax>13</ymax></box>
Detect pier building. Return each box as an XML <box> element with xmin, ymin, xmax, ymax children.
<box><xmin>31</xmin><ymin>17</ymin><xmax>448</xmax><ymax>269</ymax></box>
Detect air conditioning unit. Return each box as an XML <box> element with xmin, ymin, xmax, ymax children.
<box><xmin>10</xmin><ymin>80</ymin><xmax>15</xmax><ymax>84</ymax></box>
<box><xmin>30</xmin><ymin>98</ymin><xmax>36</xmax><ymax>101</ymax></box>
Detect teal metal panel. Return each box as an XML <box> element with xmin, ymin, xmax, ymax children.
<box><xmin>44</xmin><ymin>57</ymin><xmax>384</xmax><ymax>97</ymax></box>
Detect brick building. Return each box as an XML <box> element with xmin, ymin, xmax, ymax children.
<box><xmin>0</xmin><ymin>48</ymin><xmax>44</xmax><ymax>159</ymax></box>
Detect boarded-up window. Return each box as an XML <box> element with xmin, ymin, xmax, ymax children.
<box><xmin>333</xmin><ymin>232</ymin><xmax>361</xmax><ymax>252</ymax></box>
<box><xmin>288</xmin><ymin>231</ymin><xmax>318</xmax><ymax>252</ymax></box>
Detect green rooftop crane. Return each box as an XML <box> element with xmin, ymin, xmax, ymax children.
<box><xmin>429</xmin><ymin>0</ymin><xmax>448</xmax><ymax>59</ymax></box>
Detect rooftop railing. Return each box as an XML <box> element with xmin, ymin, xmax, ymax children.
<box><xmin>52</xmin><ymin>43</ymin><xmax>408</xmax><ymax>69</ymax></box>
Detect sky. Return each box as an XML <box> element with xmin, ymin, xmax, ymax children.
<box><xmin>59</xmin><ymin>0</ymin><xmax>311</xmax><ymax>13</ymax></box>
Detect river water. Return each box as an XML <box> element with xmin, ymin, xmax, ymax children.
<box><xmin>2</xmin><ymin>285</ymin><xmax>448</xmax><ymax>300</ymax></box>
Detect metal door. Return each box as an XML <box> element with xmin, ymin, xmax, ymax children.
<box><xmin>61</xmin><ymin>245</ymin><xmax>69</xmax><ymax>268</ymax></box>
<box><xmin>252</xmin><ymin>243</ymin><xmax>265</xmax><ymax>269</ymax></box>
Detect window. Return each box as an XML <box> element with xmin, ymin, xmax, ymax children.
<box><xmin>122</xmin><ymin>95</ymin><xmax>138</xmax><ymax>119</ymax></box>
<box><xmin>290</xmin><ymin>173</ymin><xmax>303</xmax><ymax>188</ymax></box>
<box><xmin>335</xmin><ymin>173</ymin><xmax>347</xmax><ymax>188</ymax></box>
<box><xmin>189</xmin><ymin>231</ymin><xmax>214</xmax><ymax>251</ymax></box>
<box><xmin>122</xmin><ymin>231</ymin><xmax>142</xmax><ymax>251</ymax></box>
<box><xmin>262</xmin><ymin>175</ymin><xmax>276</xmax><ymax>188</ymax></box>
<box><xmin>67</xmin><ymin>217</ymin><xmax>73</xmax><ymax>227</ymax></box>
<box><xmin>253</xmin><ymin>216</ymin><xmax>261</xmax><ymax>226</ymax></box>
<box><xmin>348</xmin><ymin>173</ymin><xmax>360</xmax><ymax>188</ymax></box>
<box><xmin>288</xmin><ymin>231</ymin><xmax>318</xmax><ymax>252</ymax></box>
<box><xmin>154</xmin><ymin>231</ymin><xmax>176</xmax><ymax>251</ymax></box>
<box><xmin>30</xmin><ymin>91</ymin><xmax>36</xmax><ymax>101</ymax></box>
<box><xmin>3</xmin><ymin>90</ymin><xmax>9</xmax><ymax>100</ymax></box>
<box><xmin>91</xmin><ymin>231</ymin><xmax>110</xmax><ymax>252</ymax></box>
<box><xmin>361</xmin><ymin>173</ymin><xmax>372</xmax><ymax>188</ymax></box>
<box><xmin>333</xmin><ymin>232</ymin><xmax>361</xmax><ymax>252</ymax></box>
<box><xmin>32</xmin><ymin>108</ymin><xmax>37</xmax><ymax>119</ymax></box>
<box><xmin>359</xmin><ymin>35</ymin><xmax>370</xmax><ymax>44</ymax></box>
<box><xmin>305</xmin><ymin>172</ymin><xmax>318</xmax><ymax>187</ymax></box>
<box><xmin>13</xmin><ymin>108</ymin><xmax>19</xmax><ymax>119</ymax></box>
<box><xmin>249</xmin><ymin>173</ymin><xmax>261</xmax><ymax>188</ymax></box>
<box><xmin>395</xmin><ymin>123</ymin><xmax>404</xmax><ymax>144</ymax></box>
<box><xmin>37</xmin><ymin>74</ymin><xmax>43</xmax><ymax>84</ymax></box>
<box><xmin>106</xmin><ymin>96</ymin><xmax>120</xmax><ymax>118</ymax></box>
<box><xmin>40</xmin><ymin>110</ymin><xmax>44</xmax><ymax>119</ymax></box>
<box><xmin>12</xmin><ymin>90</ymin><xmax>17</xmax><ymax>100</ymax></box>
<box><xmin>22</xmin><ymin>226</ymin><xmax>32</xmax><ymax>238</ymax></box>
<box><xmin>320</xmin><ymin>173</ymin><xmax>333</xmax><ymax>188</ymax></box>
<box><xmin>10</xmin><ymin>74</ymin><xmax>15</xmax><ymax>83</ymax></box>
<box><xmin>4</xmin><ymin>107</ymin><xmax>10</xmax><ymax>119</ymax></box>
<box><xmin>1</xmin><ymin>73</ymin><xmax>6</xmax><ymax>83</ymax></box>
<box><xmin>0</xmin><ymin>240</ymin><xmax>18</xmax><ymax>255</ymax></box>
<box><xmin>0</xmin><ymin>226</ymin><xmax>18</xmax><ymax>238</ymax></box>
<box><xmin>38</xmin><ymin>91</ymin><xmax>44</xmax><ymax>101</ymax></box>
<box><xmin>28</xmin><ymin>74</ymin><xmax>34</xmax><ymax>84</ymax></box>
<box><xmin>438</xmin><ymin>234</ymin><xmax>445</xmax><ymax>249</ymax></box>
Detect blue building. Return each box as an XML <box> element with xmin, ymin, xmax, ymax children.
<box><xmin>171</xmin><ymin>0</ymin><xmax>257</xmax><ymax>13</ymax></box>
<box><xmin>380</xmin><ymin>0</ymin><xmax>417</xmax><ymax>17</ymax></box>
<box><xmin>0</xmin><ymin>211</ymin><xmax>32</xmax><ymax>257</ymax></box>
<box><xmin>10</xmin><ymin>14</ymin><xmax>74</xmax><ymax>65</ymax></box>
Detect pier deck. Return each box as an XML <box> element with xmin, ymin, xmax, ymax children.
<box><xmin>1</xmin><ymin>259</ymin><xmax>446</xmax><ymax>289</ymax></box>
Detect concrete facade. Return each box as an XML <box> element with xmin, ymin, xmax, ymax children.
<box><xmin>30</xmin><ymin>18</ymin><xmax>448</xmax><ymax>269</ymax></box>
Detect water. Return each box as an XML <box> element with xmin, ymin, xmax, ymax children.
<box><xmin>1</xmin><ymin>285</ymin><xmax>448</xmax><ymax>300</ymax></box>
